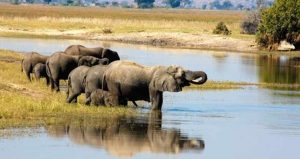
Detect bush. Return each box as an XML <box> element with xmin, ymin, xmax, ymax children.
<box><xmin>213</xmin><ymin>22</ymin><xmax>231</xmax><ymax>35</ymax></box>
<box><xmin>134</xmin><ymin>0</ymin><xmax>155</xmax><ymax>8</ymax></box>
<box><xmin>256</xmin><ymin>0</ymin><xmax>300</xmax><ymax>50</ymax></box>
<box><xmin>241</xmin><ymin>11</ymin><xmax>260</xmax><ymax>35</ymax></box>
<box><xmin>102</xmin><ymin>28</ymin><xmax>113</xmax><ymax>34</ymax></box>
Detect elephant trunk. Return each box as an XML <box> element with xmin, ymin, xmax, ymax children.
<box><xmin>185</xmin><ymin>71</ymin><xmax>207</xmax><ymax>85</ymax></box>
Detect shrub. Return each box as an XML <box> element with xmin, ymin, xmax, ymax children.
<box><xmin>256</xmin><ymin>0</ymin><xmax>300</xmax><ymax>50</ymax></box>
<box><xmin>134</xmin><ymin>0</ymin><xmax>155</xmax><ymax>8</ymax></box>
<box><xmin>102</xmin><ymin>28</ymin><xmax>113</xmax><ymax>34</ymax></box>
<box><xmin>241</xmin><ymin>11</ymin><xmax>260</xmax><ymax>35</ymax></box>
<box><xmin>213</xmin><ymin>22</ymin><xmax>231</xmax><ymax>35</ymax></box>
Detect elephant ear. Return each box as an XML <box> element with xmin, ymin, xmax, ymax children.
<box><xmin>149</xmin><ymin>67</ymin><xmax>180</xmax><ymax>92</ymax></box>
<box><xmin>166</xmin><ymin>66</ymin><xmax>184</xmax><ymax>78</ymax></box>
<box><xmin>102</xmin><ymin>49</ymin><xmax>120</xmax><ymax>62</ymax></box>
<box><xmin>78</xmin><ymin>56</ymin><xmax>89</xmax><ymax>66</ymax></box>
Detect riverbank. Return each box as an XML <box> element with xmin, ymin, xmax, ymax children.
<box><xmin>0</xmin><ymin>4</ymin><xmax>261</xmax><ymax>53</ymax></box>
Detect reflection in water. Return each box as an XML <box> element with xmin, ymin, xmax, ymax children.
<box><xmin>258</xmin><ymin>55</ymin><xmax>300</xmax><ymax>84</ymax></box>
<box><xmin>46</xmin><ymin>111</ymin><xmax>204</xmax><ymax>157</ymax></box>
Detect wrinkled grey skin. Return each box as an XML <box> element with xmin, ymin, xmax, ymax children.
<box><xmin>90</xmin><ymin>89</ymin><xmax>120</xmax><ymax>106</ymax></box>
<box><xmin>21</xmin><ymin>52</ymin><xmax>48</xmax><ymax>81</ymax></box>
<box><xmin>46</xmin><ymin>52</ymin><xmax>107</xmax><ymax>92</ymax></box>
<box><xmin>65</xmin><ymin>45</ymin><xmax>120</xmax><ymax>63</ymax></box>
<box><xmin>66</xmin><ymin>66</ymin><xmax>90</xmax><ymax>103</ymax></box>
<box><xmin>84</xmin><ymin>65</ymin><xmax>135</xmax><ymax>106</ymax></box>
<box><xmin>103</xmin><ymin>61</ymin><xmax>208</xmax><ymax>110</ymax></box>
<box><xmin>84</xmin><ymin>65</ymin><xmax>108</xmax><ymax>105</ymax></box>
<box><xmin>33</xmin><ymin>63</ymin><xmax>50</xmax><ymax>85</ymax></box>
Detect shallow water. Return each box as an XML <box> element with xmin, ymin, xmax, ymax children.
<box><xmin>0</xmin><ymin>37</ymin><xmax>300</xmax><ymax>159</ymax></box>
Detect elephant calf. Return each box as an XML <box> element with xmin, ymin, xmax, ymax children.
<box><xmin>46</xmin><ymin>52</ymin><xmax>108</xmax><ymax>92</ymax></box>
<box><xmin>21</xmin><ymin>52</ymin><xmax>48</xmax><ymax>81</ymax></box>
<box><xmin>33</xmin><ymin>63</ymin><xmax>49</xmax><ymax>85</ymax></box>
<box><xmin>91</xmin><ymin>89</ymin><xmax>123</xmax><ymax>106</ymax></box>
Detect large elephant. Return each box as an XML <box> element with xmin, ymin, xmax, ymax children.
<box><xmin>64</xmin><ymin>45</ymin><xmax>120</xmax><ymax>63</ymax></box>
<box><xmin>33</xmin><ymin>63</ymin><xmax>49</xmax><ymax>85</ymax></box>
<box><xmin>84</xmin><ymin>65</ymin><xmax>136</xmax><ymax>106</ymax></box>
<box><xmin>21</xmin><ymin>52</ymin><xmax>48</xmax><ymax>81</ymax></box>
<box><xmin>103</xmin><ymin>61</ymin><xmax>207</xmax><ymax>110</ymax></box>
<box><xmin>46</xmin><ymin>52</ymin><xmax>108</xmax><ymax>92</ymax></box>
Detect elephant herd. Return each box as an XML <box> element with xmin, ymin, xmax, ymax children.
<box><xmin>21</xmin><ymin>44</ymin><xmax>208</xmax><ymax>110</ymax></box>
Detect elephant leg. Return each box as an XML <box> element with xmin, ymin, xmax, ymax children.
<box><xmin>85</xmin><ymin>91</ymin><xmax>91</xmax><ymax>105</ymax></box>
<box><xmin>150</xmin><ymin>90</ymin><xmax>163</xmax><ymax>111</ymax></box>
<box><xmin>25</xmin><ymin>70</ymin><xmax>31</xmax><ymax>82</ymax></box>
<box><xmin>46</xmin><ymin>76</ymin><xmax>50</xmax><ymax>86</ymax></box>
<box><xmin>49</xmin><ymin>77</ymin><xmax>55</xmax><ymax>90</ymax></box>
<box><xmin>66</xmin><ymin>92</ymin><xmax>79</xmax><ymax>103</ymax></box>
<box><xmin>54</xmin><ymin>79</ymin><xmax>60</xmax><ymax>92</ymax></box>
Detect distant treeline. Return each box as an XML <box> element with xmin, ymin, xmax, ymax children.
<box><xmin>2</xmin><ymin>0</ymin><xmax>274</xmax><ymax>10</ymax></box>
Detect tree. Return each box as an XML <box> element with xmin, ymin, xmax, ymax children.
<box><xmin>44</xmin><ymin>0</ymin><xmax>51</xmax><ymax>4</ymax></box>
<box><xmin>256</xmin><ymin>0</ymin><xmax>300</xmax><ymax>50</ymax></box>
<box><xmin>10</xmin><ymin>0</ymin><xmax>20</xmax><ymax>4</ymax></box>
<box><xmin>134</xmin><ymin>0</ymin><xmax>155</xmax><ymax>8</ymax></box>
<box><xmin>167</xmin><ymin>0</ymin><xmax>181</xmax><ymax>8</ymax></box>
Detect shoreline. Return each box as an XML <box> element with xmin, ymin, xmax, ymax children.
<box><xmin>1</xmin><ymin>31</ymin><xmax>300</xmax><ymax>55</ymax></box>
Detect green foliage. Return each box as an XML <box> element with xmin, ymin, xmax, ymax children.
<box><xmin>167</xmin><ymin>0</ymin><xmax>181</xmax><ymax>8</ymax></box>
<box><xmin>256</xmin><ymin>0</ymin><xmax>300</xmax><ymax>49</ymax></box>
<box><xmin>10</xmin><ymin>0</ymin><xmax>20</xmax><ymax>4</ymax></box>
<box><xmin>210</xmin><ymin>0</ymin><xmax>233</xmax><ymax>10</ymax></box>
<box><xmin>213</xmin><ymin>22</ymin><xmax>231</xmax><ymax>35</ymax></box>
<box><xmin>241</xmin><ymin>11</ymin><xmax>261</xmax><ymax>34</ymax></box>
<box><xmin>134</xmin><ymin>0</ymin><xmax>155</xmax><ymax>8</ymax></box>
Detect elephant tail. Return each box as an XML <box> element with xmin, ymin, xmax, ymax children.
<box><xmin>101</xmin><ymin>73</ymin><xmax>108</xmax><ymax>91</ymax></box>
<box><xmin>66</xmin><ymin>75</ymin><xmax>71</xmax><ymax>97</ymax></box>
<box><xmin>82</xmin><ymin>74</ymin><xmax>87</xmax><ymax>89</ymax></box>
<box><xmin>45</xmin><ymin>61</ymin><xmax>52</xmax><ymax>81</ymax></box>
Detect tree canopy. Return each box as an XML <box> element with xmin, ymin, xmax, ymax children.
<box><xmin>256</xmin><ymin>0</ymin><xmax>300</xmax><ymax>49</ymax></box>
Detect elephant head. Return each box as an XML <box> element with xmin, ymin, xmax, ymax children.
<box><xmin>78</xmin><ymin>56</ymin><xmax>109</xmax><ymax>67</ymax></box>
<box><xmin>102</xmin><ymin>49</ymin><xmax>120</xmax><ymax>62</ymax></box>
<box><xmin>150</xmin><ymin>66</ymin><xmax>207</xmax><ymax>92</ymax></box>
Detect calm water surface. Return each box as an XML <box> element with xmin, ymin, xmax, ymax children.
<box><xmin>1</xmin><ymin>37</ymin><xmax>300</xmax><ymax>83</ymax></box>
<box><xmin>0</xmin><ymin>37</ymin><xmax>300</xmax><ymax>159</ymax></box>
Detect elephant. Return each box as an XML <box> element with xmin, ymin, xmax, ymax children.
<box><xmin>84</xmin><ymin>64</ymin><xmax>109</xmax><ymax>105</ymax></box>
<box><xmin>46</xmin><ymin>52</ymin><xmax>108</xmax><ymax>92</ymax></box>
<box><xmin>21</xmin><ymin>52</ymin><xmax>48</xmax><ymax>81</ymax></box>
<box><xmin>33</xmin><ymin>63</ymin><xmax>50</xmax><ymax>85</ymax></box>
<box><xmin>64</xmin><ymin>45</ymin><xmax>120</xmax><ymax>63</ymax></box>
<box><xmin>90</xmin><ymin>89</ymin><xmax>127</xmax><ymax>106</ymax></box>
<box><xmin>45</xmin><ymin>111</ymin><xmax>205</xmax><ymax>157</ymax></box>
<box><xmin>84</xmin><ymin>64</ymin><xmax>138</xmax><ymax>106</ymax></box>
<box><xmin>102</xmin><ymin>61</ymin><xmax>208</xmax><ymax>110</ymax></box>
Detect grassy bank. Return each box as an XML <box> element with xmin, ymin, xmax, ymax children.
<box><xmin>0</xmin><ymin>4</ymin><xmax>260</xmax><ymax>52</ymax></box>
<box><xmin>0</xmin><ymin>50</ymin><xmax>136</xmax><ymax>128</ymax></box>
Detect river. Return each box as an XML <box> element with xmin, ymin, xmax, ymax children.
<box><xmin>0</xmin><ymin>37</ymin><xmax>300</xmax><ymax>159</ymax></box>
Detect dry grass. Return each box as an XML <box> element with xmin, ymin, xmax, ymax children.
<box><xmin>0</xmin><ymin>4</ymin><xmax>246</xmax><ymax>36</ymax></box>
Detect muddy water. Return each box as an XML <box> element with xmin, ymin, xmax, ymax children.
<box><xmin>0</xmin><ymin>37</ymin><xmax>300</xmax><ymax>159</ymax></box>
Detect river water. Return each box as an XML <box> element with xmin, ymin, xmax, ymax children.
<box><xmin>0</xmin><ymin>37</ymin><xmax>300</xmax><ymax>159</ymax></box>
